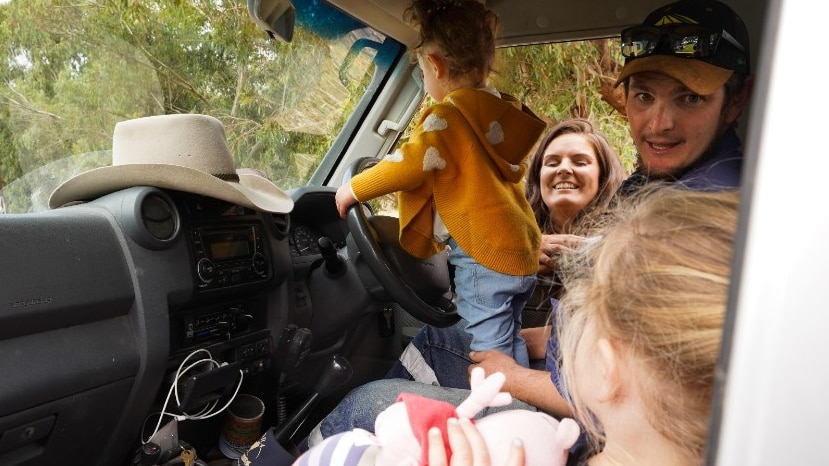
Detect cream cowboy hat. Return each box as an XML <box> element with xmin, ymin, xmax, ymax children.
<box><xmin>48</xmin><ymin>114</ymin><xmax>294</xmax><ymax>213</ymax></box>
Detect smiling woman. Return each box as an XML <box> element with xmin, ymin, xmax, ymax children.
<box><xmin>523</xmin><ymin>118</ymin><xmax>626</xmax><ymax>326</ymax></box>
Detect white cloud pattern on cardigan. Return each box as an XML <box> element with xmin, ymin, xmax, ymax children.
<box><xmin>486</xmin><ymin>121</ymin><xmax>504</xmax><ymax>145</ymax></box>
<box><xmin>423</xmin><ymin>113</ymin><xmax>448</xmax><ymax>132</ymax></box>
<box><xmin>423</xmin><ymin>146</ymin><xmax>446</xmax><ymax>170</ymax></box>
<box><xmin>385</xmin><ymin>148</ymin><xmax>404</xmax><ymax>162</ymax></box>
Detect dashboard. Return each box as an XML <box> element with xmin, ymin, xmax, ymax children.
<box><xmin>0</xmin><ymin>182</ymin><xmax>397</xmax><ymax>465</ymax></box>
<box><xmin>0</xmin><ymin>185</ymin><xmax>297</xmax><ymax>465</ymax></box>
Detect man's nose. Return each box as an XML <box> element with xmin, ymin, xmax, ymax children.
<box><xmin>648</xmin><ymin>102</ymin><xmax>675</xmax><ymax>133</ymax></box>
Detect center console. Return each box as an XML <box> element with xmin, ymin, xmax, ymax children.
<box><xmin>164</xmin><ymin>194</ymin><xmax>284</xmax><ymax>412</ymax></box>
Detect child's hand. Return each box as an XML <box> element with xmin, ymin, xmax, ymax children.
<box><xmin>427</xmin><ymin>417</ymin><xmax>526</xmax><ymax>466</ymax></box>
<box><xmin>335</xmin><ymin>184</ymin><xmax>358</xmax><ymax>219</ymax></box>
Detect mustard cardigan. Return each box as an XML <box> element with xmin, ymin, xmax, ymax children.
<box><xmin>350</xmin><ymin>88</ymin><xmax>545</xmax><ymax>276</ymax></box>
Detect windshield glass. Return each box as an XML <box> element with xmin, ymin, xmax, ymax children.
<box><xmin>0</xmin><ymin>0</ymin><xmax>401</xmax><ymax>213</ymax></box>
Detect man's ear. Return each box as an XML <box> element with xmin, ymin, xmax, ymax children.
<box><xmin>724</xmin><ymin>75</ymin><xmax>754</xmax><ymax>125</ymax></box>
<box><xmin>596</xmin><ymin>337</ymin><xmax>622</xmax><ymax>402</ymax></box>
<box><xmin>425</xmin><ymin>53</ymin><xmax>447</xmax><ymax>80</ymax></box>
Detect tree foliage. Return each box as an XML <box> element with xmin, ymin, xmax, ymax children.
<box><xmin>1</xmin><ymin>0</ymin><xmax>369</xmax><ymax>211</ymax></box>
<box><xmin>1</xmin><ymin>0</ymin><xmax>635</xmax><ymax>213</ymax></box>
<box><xmin>490</xmin><ymin>39</ymin><xmax>635</xmax><ymax>172</ymax></box>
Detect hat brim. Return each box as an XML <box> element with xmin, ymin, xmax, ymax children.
<box><xmin>614</xmin><ymin>55</ymin><xmax>734</xmax><ymax>95</ymax></box>
<box><xmin>48</xmin><ymin>164</ymin><xmax>294</xmax><ymax>213</ymax></box>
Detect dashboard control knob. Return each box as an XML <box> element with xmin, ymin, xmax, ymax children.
<box><xmin>196</xmin><ymin>258</ymin><xmax>215</xmax><ymax>283</ymax></box>
<box><xmin>252</xmin><ymin>252</ymin><xmax>268</xmax><ymax>276</ymax></box>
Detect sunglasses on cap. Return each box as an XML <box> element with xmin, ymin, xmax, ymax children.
<box><xmin>620</xmin><ymin>24</ymin><xmax>747</xmax><ymax>60</ymax></box>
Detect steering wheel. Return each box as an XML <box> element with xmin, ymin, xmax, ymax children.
<box><xmin>343</xmin><ymin>157</ymin><xmax>459</xmax><ymax>327</ymax></box>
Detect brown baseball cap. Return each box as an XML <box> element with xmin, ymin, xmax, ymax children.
<box><xmin>614</xmin><ymin>0</ymin><xmax>750</xmax><ymax>95</ymax></box>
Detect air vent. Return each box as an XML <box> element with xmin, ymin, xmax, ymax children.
<box><xmin>271</xmin><ymin>213</ymin><xmax>290</xmax><ymax>239</ymax></box>
<box><xmin>142</xmin><ymin>194</ymin><xmax>177</xmax><ymax>240</ymax></box>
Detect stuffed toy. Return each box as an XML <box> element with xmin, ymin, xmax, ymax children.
<box><xmin>290</xmin><ymin>367</ymin><xmax>580</xmax><ymax>466</ymax></box>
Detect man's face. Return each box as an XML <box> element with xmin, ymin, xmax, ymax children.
<box><xmin>625</xmin><ymin>72</ymin><xmax>728</xmax><ymax>179</ymax></box>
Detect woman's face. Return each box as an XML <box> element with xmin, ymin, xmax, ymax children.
<box><xmin>539</xmin><ymin>133</ymin><xmax>602</xmax><ymax>225</ymax></box>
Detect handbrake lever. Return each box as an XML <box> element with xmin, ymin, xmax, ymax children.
<box><xmin>275</xmin><ymin>325</ymin><xmax>313</xmax><ymax>385</ymax></box>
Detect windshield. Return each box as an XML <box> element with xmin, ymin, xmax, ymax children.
<box><xmin>0</xmin><ymin>0</ymin><xmax>402</xmax><ymax>213</ymax></box>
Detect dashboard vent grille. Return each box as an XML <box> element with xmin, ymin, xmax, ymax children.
<box><xmin>142</xmin><ymin>194</ymin><xmax>177</xmax><ymax>240</ymax></box>
<box><xmin>271</xmin><ymin>213</ymin><xmax>290</xmax><ymax>239</ymax></box>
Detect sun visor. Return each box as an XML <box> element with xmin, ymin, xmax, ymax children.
<box><xmin>247</xmin><ymin>0</ymin><xmax>296</xmax><ymax>42</ymax></box>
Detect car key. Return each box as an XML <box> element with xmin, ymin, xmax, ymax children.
<box><xmin>180</xmin><ymin>448</ymin><xmax>195</xmax><ymax>466</ymax></box>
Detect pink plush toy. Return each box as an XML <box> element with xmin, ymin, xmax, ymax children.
<box><xmin>293</xmin><ymin>367</ymin><xmax>580</xmax><ymax>466</ymax></box>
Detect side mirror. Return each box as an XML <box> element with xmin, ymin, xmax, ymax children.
<box><xmin>247</xmin><ymin>0</ymin><xmax>296</xmax><ymax>43</ymax></box>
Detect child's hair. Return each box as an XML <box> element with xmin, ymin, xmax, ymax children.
<box><xmin>525</xmin><ymin>118</ymin><xmax>626</xmax><ymax>234</ymax></box>
<box><xmin>557</xmin><ymin>186</ymin><xmax>739</xmax><ymax>461</ymax></box>
<box><xmin>404</xmin><ymin>0</ymin><xmax>498</xmax><ymax>84</ymax></box>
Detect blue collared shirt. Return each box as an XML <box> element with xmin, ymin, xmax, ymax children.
<box><xmin>619</xmin><ymin>127</ymin><xmax>744</xmax><ymax>195</ymax></box>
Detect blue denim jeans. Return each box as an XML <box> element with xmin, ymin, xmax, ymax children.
<box><xmin>307</xmin><ymin>378</ymin><xmax>537</xmax><ymax>447</ymax></box>
<box><xmin>447</xmin><ymin>238</ymin><xmax>535</xmax><ymax>367</ymax></box>
<box><xmin>385</xmin><ymin>319</ymin><xmax>550</xmax><ymax>387</ymax></box>
<box><xmin>385</xmin><ymin>320</ymin><xmax>474</xmax><ymax>388</ymax></box>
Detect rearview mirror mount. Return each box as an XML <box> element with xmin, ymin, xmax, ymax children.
<box><xmin>247</xmin><ymin>0</ymin><xmax>296</xmax><ymax>43</ymax></box>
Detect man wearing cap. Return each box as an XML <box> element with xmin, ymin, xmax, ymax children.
<box><xmin>615</xmin><ymin>0</ymin><xmax>753</xmax><ymax>194</ymax></box>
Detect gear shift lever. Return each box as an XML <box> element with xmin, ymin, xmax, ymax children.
<box><xmin>315</xmin><ymin>354</ymin><xmax>353</xmax><ymax>396</ymax></box>
<box><xmin>318</xmin><ymin>236</ymin><xmax>345</xmax><ymax>277</ymax></box>
<box><xmin>272</xmin><ymin>354</ymin><xmax>353</xmax><ymax>445</ymax></box>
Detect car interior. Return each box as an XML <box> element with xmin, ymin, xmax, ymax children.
<box><xmin>7</xmin><ymin>0</ymin><xmax>818</xmax><ymax>464</ymax></box>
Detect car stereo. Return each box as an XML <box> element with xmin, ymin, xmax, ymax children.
<box><xmin>190</xmin><ymin>223</ymin><xmax>269</xmax><ymax>290</ymax></box>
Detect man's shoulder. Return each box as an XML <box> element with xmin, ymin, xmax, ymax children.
<box><xmin>679</xmin><ymin>129</ymin><xmax>744</xmax><ymax>191</ymax></box>
<box><xmin>680</xmin><ymin>156</ymin><xmax>743</xmax><ymax>191</ymax></box>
